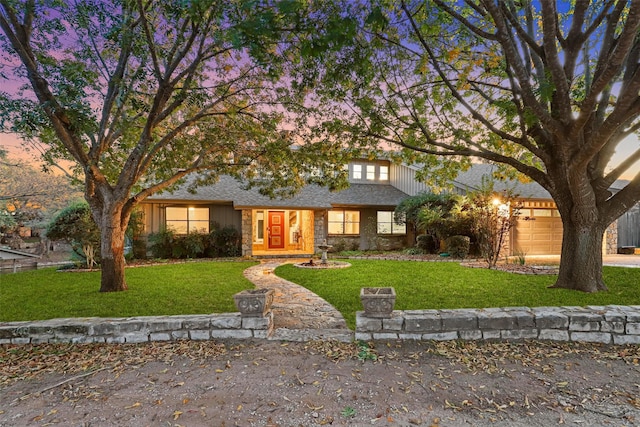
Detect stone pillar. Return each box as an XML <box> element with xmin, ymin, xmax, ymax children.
<box><xmin>604</xmin><ymin>221</ymin><xmax>618</xmax><ymax>255</ymax></box>
<box><xmin>241</xmin><ymin>209</ymin><xmax>252</xmax><ymax>257</ymax></box>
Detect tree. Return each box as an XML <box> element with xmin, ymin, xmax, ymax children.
<box><xmin>459</xmin><ymin>179</ymin><xmax>521</xmax><ymax>268</ymax></box>
<box><xmin>0</xmin><ymin>1</ymin><xmax>352</xmax><ymax>292</ymax></box>
<box><xmin>0</xmin><ymin>152</ymin><xmax>82</xmax><ymax>230</ymax></box>
<box><xmin>46</xmin><ymin>201</ymin><xmax>101</xmax><ymax>268</ymax></box>
<box><xmin>317</xmin><ymin>0</ymin><xmax>640</xmax><ymax>292</ymax></box>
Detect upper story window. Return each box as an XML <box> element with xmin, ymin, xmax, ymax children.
<box><xmin>379</xmin><ymin>166</ymin><xmax>389</xmax><ymax>181</ymax></box>
<box><xmin>377</xmin><ymin>211</ymin><xmax>406</xmax><ymax>235</ymax></box>
<box><xmin>353</xmin><ymin>165</ymin><xmax>362</xmax><ymax>180</ymax></box>
<box><xmin>166</xmin><ymin>207</ymin><xmax>209</xmax><ymax>234</ymax></box>
<box><xmin>328</xmin><ymin>210</ymin><xmax>360</xmax><ymax>235</ymax></box>
<box><xmin>366</xmin><ymin>165</ymin><xmax>376</xmax><ymax>180</ymax></box>
<box><xmin>349</xmin><ymin>162</ymin><xmax>390</xmax><ymax>182</ymax></box>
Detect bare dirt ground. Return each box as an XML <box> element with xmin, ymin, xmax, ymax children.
<box><xmin>2</xmin><ymin>339</ymin><xmax>640</xmax><ymax>427</ymax></box>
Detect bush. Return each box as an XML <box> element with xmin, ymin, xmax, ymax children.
<box><xmin>148</xmin><ymin>228</ymin><xmax>175</xmax><ymax>259</ymax></box>
<box><xmin>445</xmin><ymin>235</ymin><xmax>471</xmax><ymax>259</ymax></box>
<box><xmin>208</xmin><ymin>226</ymin><xmax>241</xmax><ymax>257</ymax></box>
<box><xmin>416</xmin><ymin>234</ymin><xmax>438</xmax><ymax>253</ymax></box>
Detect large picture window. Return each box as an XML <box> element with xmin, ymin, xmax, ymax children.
<box><xmin>377</xmin><ymin>211</ymin><xmax>406</xmax><ymax>235</ymax></box>
<box><xmin>166</xmin><ymin>207</ymin><xmax>209</xmax><ymax>234</ymax></box>
<box><xmin>328</xmin><ymin>210</ymin><xmax>360</xmax><ymax>235</ymax></box>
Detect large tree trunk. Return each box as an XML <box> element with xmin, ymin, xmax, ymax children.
<box><xmin>92</xmin><ymin>200</ymin><xmax>130</xmax><ymax>292</ymax></box>
<box><xmin>551</xmin><ymin>220</ymin><xmax>608</xmax><ymax>293</ymax></box>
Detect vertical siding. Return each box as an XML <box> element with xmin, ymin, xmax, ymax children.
<box><xmin>618</xmin><ymin>205</ymin><xmax>640</xmax><ymax>247</ymax></box>
<box><xmin>390</xmin><ymin>164</ymin><xmax>430</xmax><ymax>196</ymax></box>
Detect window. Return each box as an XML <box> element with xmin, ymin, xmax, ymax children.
<box><xmin>366</xmin><ymin>165</ymin><xmax>375</xmax><ymax>180</ymax></box>
<box><xmin>255</xmin><ymin>211</ymin><xmax>265</xmax><ymax>243</ymax></box>
<box><xmin>377</xmin><ymin>211</ymin><xmax>406</xmax><ymax>235</ymax></box>
<box><xmin>166</xmin><ymin>207</ymin><xmax>209</xmax><ymax>234</ymax></box>
<box><xmin>379</xmin><ymin>165</ymin><xmax>389</xmax><ymax>181</ymax></box>
<box><xmin>328</xmin><ymin>210</ymin><xmax>360</xmax><ymax>234</ymax></box>
<box><xmin>352</xmin><ymin>165</ymin><xmax>362</xmax><ymax>180</ymax></box>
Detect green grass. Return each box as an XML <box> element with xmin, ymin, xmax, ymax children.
<box><xmin>0</xmin><ymin>261</ymin><xmax>257</xmax><ymax>321</ymax></box>
<box><xmin>275</xmin><ymin>260</ymin><xmax>640</xmax><ymax>329</ymax></box>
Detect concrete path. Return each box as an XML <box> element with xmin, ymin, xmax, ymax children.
<box><xmin>243</xmin><ymin>260</ymin><xmax>352</xmax><ymax>342</ymax></box>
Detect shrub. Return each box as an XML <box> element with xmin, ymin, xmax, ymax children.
<box><xmin>208</xmin><ymin>226</ymin><xmax>241</xmax><ymax>257</ymax></box>
<box><xmin>416</xmin><ymin>234</ymin><xmax>438</xmax><ymax>253</ymax></box>
<box><xmin>148</xmin><ymin>228</ymin><xmax>175</xmax><ymax>259</ymax></box>
<box><xmin>176</xmin><ymin>232</ymin><xmax>207</xmax><ymax>258</ymax></box>
<box><xmin>445</xmin><ymin>235</ymin><xmax>471</xmax><ymax>259</ymax></box>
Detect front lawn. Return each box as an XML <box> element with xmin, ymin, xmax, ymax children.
<box><xmin>0</xmin><ymin>261</ymin><xmax>257</xmax><ymax>322</ymax></box>
<box><xmin>276</xmin><ymin>260</ymin><xmax>640</xmax><ymax>329</ymax></box>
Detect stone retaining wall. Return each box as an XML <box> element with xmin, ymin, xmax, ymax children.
<box><xmin>3</xmin><ymin>306</ymin><xmax>640</xmax><ymax>345</ymax></box>
<box><xmin>0</xmin><ymin>313</ymin><xmax>273</xmax><ymax>345</ymax></box>
<box><xmin>355</xmin><ymin>305</ymin><xmax>640</xmax><ymax>345</ymax></box>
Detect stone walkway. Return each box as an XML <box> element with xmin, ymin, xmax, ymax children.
<box><xmin>243</xmin><ymin>260</ymin><xmax>352</xmax><ymax>342</ymax></box>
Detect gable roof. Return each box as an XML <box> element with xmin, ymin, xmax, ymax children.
<box><xmin>149</xmin><ymin>175</ymin><xmax>409</xmax><ymax>209</ymax></box>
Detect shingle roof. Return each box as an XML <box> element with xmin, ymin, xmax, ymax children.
<box><xmin>150</xmin><ymin>175</ymin><xmax>409</xmax><ymax>209</ymax></box>
<box><xmin>452</xmin><ymin>163</ymin><xmax>552</xmax><ymax>199</ymax></box>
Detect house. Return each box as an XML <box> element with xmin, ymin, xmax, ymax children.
<box><xmin>139</xmin><ymin>161</ymin><xmax>619</xmax><ymax>258</ymax></box>
<box><xmin>140</xmin><ymin>159</ymin><xmax>410</xmax><ymax>257</ymax></box>
<box><xmin>0</xmin><ymin>247</ymin><xmax>40</xmax><ymax>273</ymax></box>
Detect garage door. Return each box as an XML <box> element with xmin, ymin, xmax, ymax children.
<box><xmin>512</xmin><ymin>213</ymin><xmax>563</xmax><ymax>255</ymax></box>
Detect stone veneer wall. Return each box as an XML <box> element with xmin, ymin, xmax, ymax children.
<box><xmin>605</xmin><ymin>221</ymin><xmax>618</xmax><ymax>255</ymax></box>
<box><xmin>241</xmin><ymin>209</ymin><xmax>252</xmax><ymax>257</ymax></box>
<box><xmin>355</xmin><ymin>305</ymin><xmax>640</xmax><ymax>345</ymax></box>
<box><xmin>0</xmin><ymin>313</ymin><xmax>272</xmax><ymax>345</ymax></box>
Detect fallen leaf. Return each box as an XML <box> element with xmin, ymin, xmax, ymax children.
<box><xmin>125</xmin><ymin>402</ymin><xmax>141</xmax><ymax>409</ymax></box>
<box><xmin>173</xmin><ymin>410</ymin><xmax>183</xmax><ymax>420</ymax></box>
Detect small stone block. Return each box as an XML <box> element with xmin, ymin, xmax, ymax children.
<box><xmin>210</xmin><ymin>329</ymin><xmax>253</xmax><ymax>339</ymax></box>
<box><xmin>105</xmin><ymin>336</ymin><xmax>127</xmax><ymax>344</ymax></box>
<box><xmin>626</xmin><ymin>323</ymin><xmax>640</xmax><ymax>334</ymax></box>
<box><xmin>477</xmin><ymin>310</ymin><xmax>517</xmax><ymax>330</ymax></box>
<box><xmin>147</xmin><ymin>319</ymin><xmax>183</xmax><ymax>332</ymax></box>
<box><xmin>440</xmin><ymin>310</ymin><xmax>478</xmax><ymax>331</ymax></box>
<box><xmin>11</xmin><ymin>337</ymin><xmax>31</xmax><ymax>344</ymax></box>
<box><xmin>538</xmin><ymin>329</ymin><xmax>570</xmax><ymax>341</ymax></box>
<box><xmin>211</xmin><ymin>315</ymin><xmax>242</xmax><ymax>329</ymax></box>
<box><xmin>171</xmin><ymin>330</ymin><xmax>189</xmax><ymax>340</ymax></box>
<box><xmin>182</xmin><ymin>317</ymin><xmax>211</xmax><ymax>329</ymax></box>
<box><xmin>422</xmin><ymin>331</ymin><xmax>458</xmax><ymax>341</ymax></box>
<box><xmin>124</xmin><ymin>333</ymin><xmax>149</xmax><ymax>343</ymax></box>
<box><xmin>382</xmin><ymin>315</ymin><xmax>404</xmax><ymax>331</ymax></box>
<box><xmin>534</xmin><ymin>310</ymin><xmax>569</xmax><ymax>329</ymax></box>
<box><xmin>397</xmin><ymin>333</ymin><xmax>423</xmax><ymax>340</ymax></box>
<box><xmin>501</xmin><ymin>329</ymin><xmax>538</xmax><ymax>340</ymax></box>
<box><xmin>372</xmin><ymin>332</ymin><xmax>399</xmax><ymax>340</ymax></box>
<box><xmin>31</xmin><ymin>336</ymin><xmax>53</xmax><ymax>344</ymax></box>
<box><xmin>252</xmin><ymin>329</ymin><xmax>271</xmax><ymax>339</ymax></box>
<box><xmin>242</xmin><ymin>316</ymin><xmax>271</xmax><ymax>330</ymax></box>
<box><xmin>600</xmin><ymin>321</ymin><xmax>625</xmax><ymax>334</ymax></box>
<box><xmin>459</xmin><ymin>330</ymin><xmax>482</xmax><ymax>340</ymax></box>
<box><xmin>613</xmin><ymin>335</ymin><xmax>640</xmax><ymax>345</ymax></box>
<box><xmin>150</xmin><ymin>333</ymin><xmax>172</xmax><ymax>341</ymax></box>
<box><xmin>482</xmin><ymin>330</ymin><xmax>501</xmax><ymax>340</ymax></box>
<box><xmin>189</xmin><ymin>330</ymin><xmax>211</xmax><ymax>340</ymax></box>
<box><xmin>356</xmin><ymin>313</ymin><xmax>383</xmax><ymax>332</ymax></box>
<box><xmin>355</xmin><ymin>332</ymin><xmax>373</xmax><ymax>341</ymax></box>
<box><xmin>570</xmin><ymin>332</ymin><xmax>611</xmax><ymax>344</ymax></box>
<box><xmin>0</xmin><ymin>339</ymin><xmax>11</xmax><ymax>345</ymax></box>
<box><xmin>404</xmin><ymin>313</ymin><xmax>441</xmax><ymax>332</ymax></box>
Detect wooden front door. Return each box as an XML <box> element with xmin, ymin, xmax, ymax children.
<box><xmin>268</xmin><ymin>211</ymin><xmax>285</xmax><ymax>249</ymax></box>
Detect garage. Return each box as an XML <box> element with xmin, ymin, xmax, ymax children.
<box><xmin>511</xmin><ymin>206</ymin><xmax>563</xmax><ymax>255</ymax></box>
